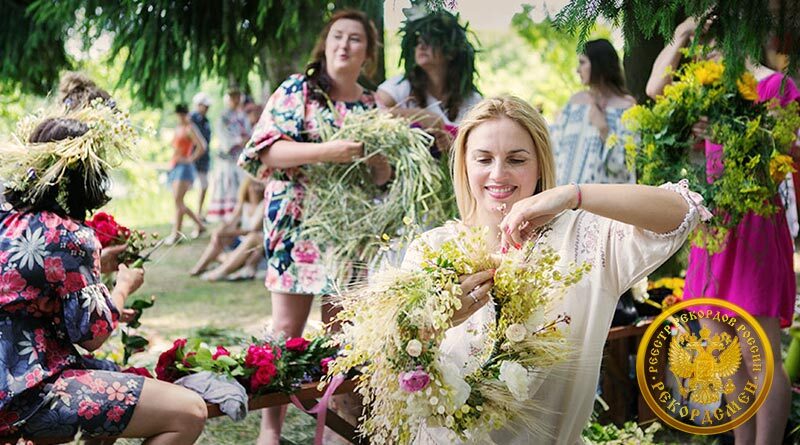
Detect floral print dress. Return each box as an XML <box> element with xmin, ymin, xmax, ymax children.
<box><xmin>238</xmin><ymin>74</ymin><xmax>376</xmax><ymax>295</ymax></box>
<box><xmin>0</xmin><ymin>210</ymin><xmax>143</xmax><ymax>440</ymax></box>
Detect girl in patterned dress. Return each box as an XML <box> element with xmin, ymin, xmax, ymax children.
<box><xmin>550</xmin><ymin>39</ymin><xmax>636</xmax><ymax>186</ymax></box>
<box><xmin>238</xmin><ymin>9</ymin><xmax>390</xmax><ymax>444</ymax></box>
<box><xmin>0</xmin><ymin>115</ymin><xmax>207</xmax><ymax>442</ymax></box>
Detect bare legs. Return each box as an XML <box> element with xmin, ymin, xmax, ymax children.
<box><xmin>189</xmin><ymin>228</ymin><xmax>238</xmax><ymax>275</ymax></box>
<box><xmin>118</xmin><ymin>378</ymin><xmax>207</xmax><ymax>444</ymax></box>
<box><xmin>170</xmin><ymin>179</ymin><xmax>204</xmax><ymax>243</ymax></box>
<box><xmin>257</xmin><ymin>291</ymin><xmax>314</xmax><ymax>445</ymax></box>
<box><xmin>202</xmin><ymin>233</ymin><xmax>264</xmax><ymax>280</ymax></box>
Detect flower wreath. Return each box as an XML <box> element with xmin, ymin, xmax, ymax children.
<box><xmin>0</xmin><ymin>100</ymin><xmax>136</xmax><ymax>213</ymax></box>
<box><xmin>327</xmin><ymin>223</ymin><xmax>591</xmax><ymax>444</ymax></box>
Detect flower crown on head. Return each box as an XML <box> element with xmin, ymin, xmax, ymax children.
<box><xmin>0</xmin><ymin>99</ymin><xmax>137</xmax><ymax>206</ymax></box>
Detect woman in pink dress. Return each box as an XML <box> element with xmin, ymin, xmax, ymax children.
<box><xmin>647</xmin><ymin>18</ymin><xmax>796</xmax><ymax>444</ymax></box>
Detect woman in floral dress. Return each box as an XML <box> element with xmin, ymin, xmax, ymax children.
<box><xmin>238</xmin><ymin>9</ymin><xmax>390</xmax><ymax>444</ymax></box>
<box><xmin>0</xmin><ymin>115</ymin><xmax>208</xmax><ymax>442</ymax></box>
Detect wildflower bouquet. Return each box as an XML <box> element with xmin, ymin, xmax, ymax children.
<box><xmin>621</xmin><ymin>58</ymin><xmax>800</xmax><ymax>252</ymax></box>
<box><xmin>154</xmin><ymin>335</ymin><xmax>338</xmax><ymax>395</ymax></box>
<box><xmin>327</xmin><ymin>224</ymin><xmax>591</xmax><ymax>443</ymax></box>
<box><xmin>301</xmin><ymin>109</ymin><xmax>452</xmax><ymax>283</ymax></box>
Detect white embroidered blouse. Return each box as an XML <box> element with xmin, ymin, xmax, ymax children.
<box><xmin>402</xmin><ymin>181</ymin><xmax>707</xmax><ymax>444</ymax></box>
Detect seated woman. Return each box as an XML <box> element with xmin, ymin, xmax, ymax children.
<box><xmin>190</xmin><ymin>177</ymin><xmax>265</xmax><ymax>281</ymax></box>
<box><xmin>0</xmin><ymin>111</ymin><xmax>207</xmax><ymax>442</ymax></box>
<box><xmin>402</xmin><ymin>96</ymin><xmax>706</xmax><ymax>444</ymax></box>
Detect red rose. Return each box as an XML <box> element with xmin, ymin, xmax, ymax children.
<box><xmin>121</xmin><ymin>367</ymin><xmax>154</xmax><ymax>378</ymax></box>
<box><xmin>285</xmin><ymin>337</ymin><xmax>310</xmax><ymax>352</ymax></box>
<box><xmin>245</xmin><ymin>344</ymin><xmax>279</xmax><ymax>368</ymax></box>
<box><xmin>181</xmin><ymin>351</ymin><xmax>197</xmax><ymax>367</ymax></box>
<box><xmin>212</xmin><ymin>346</ymin><xmax>230</xmax><ymax>360</ymax></box>
<box><xmin>155</xmin><ymin>338</ymin><xmax>187</xmax><ymax>382</ymax></box>
<box><xmin>90</xmin><ymin>212</ymin><xmax>115</xmax><ymax>224</ymax></box>
<box><xmin>250</xmin><ymin>362</ymin><xmax>277</xmax><ymax>391</ymax></box>
<box><xmin>92</xmin><ymin>221</ymin><xmax>118</xmax><ymax>247</ymax></box>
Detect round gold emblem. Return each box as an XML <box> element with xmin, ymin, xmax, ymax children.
<box><xmin>636</xmin><ymin>298</ymin><xmax>774</xmax><ymax>434</ymax></box>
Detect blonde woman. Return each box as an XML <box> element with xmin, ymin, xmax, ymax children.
<box><xmin>402</xmin><ymin>96</ymin><xmax>707</xmax><ymax>444</ymax></box>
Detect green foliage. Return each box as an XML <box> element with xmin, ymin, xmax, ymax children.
<box><xmin>582</xmin><ymin>420</ymin><xmax>662</xmax><ymax>444</ymax></box>
<box><xmin>0</xmin><ymin>1</ymin><xmax>71</xmax><ymax>96</ymax></box>
<box><xmin>511</xmin><ymin>5</ymin><xmax>613</xmax><ymax>115</ymax></box>
<box><xmin>9</xmin><ymin>0</ymin><xmax>381</xmax><ymax>105</ymax></box>
<box><xmin>553</xmin><ymin>0</ymin><xmax>800</xmax><ymax>84</ymax></box>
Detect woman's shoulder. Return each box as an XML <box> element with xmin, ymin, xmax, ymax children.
<box><xmin>379</xmin><ymin>74</ymin><xmax>408</xmax><ymax>90</ymax></box>
<box><xmin>567</xmin><ymin>91</ymin><xmax>592</xmax><ymax>105</ymax></box>
<box><xmin>276</xmin><ymin>74</ymin><xmax>309</xmax><ymax>93</ymax></box>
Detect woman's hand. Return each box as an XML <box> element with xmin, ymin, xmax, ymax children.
<box><xmin>100</xmin><ymin>244</ymin><xmax>127</xmax><ymax>274</ymax></box>
<box><xmin>428</xmin><ymin>127</ymin><xmax>454</xmax><ymax>153</ymax></box>
<box><xmin>322</xmin><ymin>140</ymin><xmax>364</xmax><ymax>163</ymax></box>
<box><xmin>499</xmin><ymin>185</ymin><xmax>577</xmax><ymax>249</ymax></box>
<box><xmin>691</xmin><ymin>116</ymin><xmax>710</xmax><ymax>147</ymax></box>
<box><xmin>115</xmin><ymin>264</ymin><xmax>145</xmax><ymax>299</ymax></box>
<box><xmin>451</xmin><ymin>269</ymin><xmax>495</xmax><ymax>326</ymax></box>
<box><xmin>366</xmin><ymin>154</ymin><xmax>393</xmax><ymax>186</ymax></box>
<box><xmin>587</xmin><ymin>95</ymin><xmax>609</xmax><ymax>140</ymax></box>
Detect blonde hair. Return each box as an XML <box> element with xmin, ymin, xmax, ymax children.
<box><xmin>451</xmin><ymin>95</ymin><xmax>556</xmax><ymax>223</ymax></box>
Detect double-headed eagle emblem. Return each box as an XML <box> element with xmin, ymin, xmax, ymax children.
<box><xmin>669</xmin><ymin>326</ymin><xmax>742</xmax><ymax>404</ymax></box>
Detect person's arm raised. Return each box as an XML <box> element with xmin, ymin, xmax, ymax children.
<box><xmin>500</xmin><ymin>184</ymin><xmax>690</xmax><ymax>249</ymax></box>
<box><xmin>646</xmin><ymin>17</ymin><xmax>698</xmax><ymax>99</ymax></box>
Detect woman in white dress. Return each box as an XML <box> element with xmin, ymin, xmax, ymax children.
<box><xmin>402</xmin><ymin>96</ymin><xmax>708</xmax><ymax>444</ymax></box>
<box><xmin>376</xmin><ymin>10</ymin><xmax>481</xmax><ymax>154</ymax></box>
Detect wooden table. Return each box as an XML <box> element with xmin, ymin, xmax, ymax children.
<box><xmin>207</xmin><ymin>378</ymin><xmax>368</xmax><ymax>444</ymax></box>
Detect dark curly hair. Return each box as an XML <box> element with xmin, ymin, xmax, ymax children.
<box><xmin>305</xmin><ymin>9</ymin><xmax>379</xmax><ymax>105</ymax></box>
<box><xmin>4</xmin><ymin>118</ymin><xmax>111</xmax><ymax>220</ymax></box>
<box><xmin>399</xmin><ymin>11</ymin><xmax>479</xmax><ymax>122</ymax></box>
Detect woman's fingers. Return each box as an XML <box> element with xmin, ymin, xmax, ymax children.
<box><xmin>458</xmin><ymin>269</ymin><xmax>495</xmax><ymax>291</ymax></box>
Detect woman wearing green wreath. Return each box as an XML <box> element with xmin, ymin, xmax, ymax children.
<box><xmin>376</xmin><ymin>8</ymin><xmax>482</xmax><ymax>154</ymax></box>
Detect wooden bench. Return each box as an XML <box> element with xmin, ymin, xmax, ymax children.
<box><xmin>207</xmin><ymin>378</ymin><xmax>368</xmax><ymax>444</ymax></box>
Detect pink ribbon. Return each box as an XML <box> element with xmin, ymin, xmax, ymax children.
<box><xmin>290</xmin><ymin>374</ymin><xmax>346</xmax><ymax>445</ymax></box>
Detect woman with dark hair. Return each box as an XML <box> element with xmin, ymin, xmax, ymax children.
<box><xmin>166</xmin><ymin>103</ymin><xmax>207</xmax><ymax>245</ymax></box>
<box><xmin>550</xmin><ymin>38</ymin><xmax>636</xmax><ymax>185</ymax></box>
<box><xmin>0</xmin><ymin>108</ymin><xmax>208</xmax><ymax>443</ymax></box>
<box><xmin>376</xmin><ymin>10</ymin><xmax>481</xmax><ymax>150</ymax></box>
<box><xmin>238</xmin><ymin>9</ymin><xmax>390</xmax><ymax>444</ymax></box>
<box><xmin>58</xmin><ymin>71</ymin><xmax>113</xmax><ymax>110</ymax></box>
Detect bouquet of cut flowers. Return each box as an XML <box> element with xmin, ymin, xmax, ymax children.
<box><xmin>85</xmin><ymin>212</ymin><xmax>159</xmax><ymax>266</ymax></box>
<box><xmin>154</xmin><ymin>334</ymin><xmax>338</xmax><ymax>395</ymax></box>
<box><xmin>326</xmin><ymin>223</ymin><xmax>591</xmax><ymax>444</ymax></box>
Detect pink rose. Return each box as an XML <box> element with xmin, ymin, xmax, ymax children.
<box><xmin>212</xmin><ymin>346</ymin><xmax>230</xmax><ymax>360</ymax></box>
<box><xmin>250</xmin><ymin>363</ymin><xmax>277</xmax><ymax>391</ymax></box>
<box><xmin>321</xmin><ymin>357</ymin><xmax>334</xmax><ymax>374</ymax></box>
<box><xmin>398</xmin><ymin>368</ymin><xmax>430</xmax><ymax>393</ymax></box>
<box><xmin>285</xmin><ymin>337</ymin><xmax>310</xmax><ymax>352</ymax></box>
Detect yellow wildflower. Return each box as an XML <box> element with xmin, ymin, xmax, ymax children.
<box><xmin>736</xmin><ymin>72</ymin><xmax>759</xmax><ymax>102</ymax></box>
<box><xmin>769</xmin><ymin>153</ymin><xmax>796</xmax><ymax>184</ymax></box>
<box><xmin>693</xmin><ymin>61</ymin><xmax>724</xmax><ymax>85</ymax></box>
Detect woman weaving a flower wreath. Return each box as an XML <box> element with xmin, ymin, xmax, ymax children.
<box><xmin>0</xmin><ymin>106</ymin><xmax>208</xmax><ymax>442</ymax></box>
<box><xmin>330</xmin><ymin>96</ymin><xmax>708</xmax><ymax>444</ymax></box>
